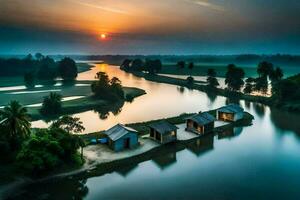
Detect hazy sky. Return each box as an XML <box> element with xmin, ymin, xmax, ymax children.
<box><xmin>1</xmin><ymin>0</ymin><xmax>300</xmax><ymax>55</ymax></box>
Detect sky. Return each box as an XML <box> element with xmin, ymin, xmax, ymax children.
<box><xmin>0</xmin><ymin>0</ymin><xmax>300</xmax><ymax>55</ymax></box>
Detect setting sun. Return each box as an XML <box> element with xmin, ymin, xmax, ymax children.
<box><xmin>100</xmin><ymin>33</ymin><xmax>107</xmax><ymax>40</ymax></box>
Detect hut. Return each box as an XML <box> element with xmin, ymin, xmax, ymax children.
<box><xmin>148</xmin><ymin>121</ymin><xmax>178</xmax><ymax>144</ymax></box>
<box><xmin>186</xmin><ymin>112</ymin><xmax>215</xmax><ymax>135</ymax></box>
<box><xmin>105</xmin><ymin>124</ymin><xmax>139</xmax><ymax>152</ymax></box>
<box><xmin>217</xmin><ymin>104</ymin><xmax>244</xmax><ymax>122</ymax></box>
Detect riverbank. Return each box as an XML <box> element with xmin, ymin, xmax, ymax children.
<box><xmin>125</xmin><ymin>70</ymin><xmax>300</xmax><ymax>112</ymax></box>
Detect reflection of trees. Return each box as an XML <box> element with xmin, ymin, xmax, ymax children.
<box><xmin>177</xmin><ymin>86</ymin><xmax>185</xmax><ymax>94</ymax></box>
<box><xmin>11</xmin><ymin>178</ymin><xmax>89</xmax><ymax>200</ymax></box>
<box><xmin>270</xmin><ymin>108</ymin><xmax>300</xmax><ymax>135</ymax></box>
<box><xmin>93</xmin><ymin>101</ymin><xmax>124</xmax><ymax>120</ymax></box>
<box><xmin>253</xmin><ymin>103</ymin><xmax>266</xmax><ymax>117</ymax></box>
<box><xmin>206</xmin><ymin>91</ymin><xmax>217</xmax><ymax>103</ymax></box>
<box><xmin>62</xmin><ymin>79</ymin><xmax>76</xmax><ymax>87</ymax></box>
<box><xmin>244</xmin><ymin>101</ymin><xmax>251</xmax><ymax>109</ymax></box>
<box><xmin>225</xmin><ymin>97</ymin><xmax>240</xmax><ymax>105</ymax></box>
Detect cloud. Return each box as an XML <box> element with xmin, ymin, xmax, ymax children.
<box><xmin>68</xmin><ymin>0</ymin><xmax>129</xmax><ymax>15</ymax></box>
<box><xmin>184</xmin><ymin>0</ymin><xmax>225</xmax><ymax>11</ymax></box>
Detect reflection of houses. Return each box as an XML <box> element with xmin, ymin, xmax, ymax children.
<box><xmin>116</xmin><ymin>164</ymin><xmax>138</xmax><ymax>177</ymax></box>
<box><xmin>187</xmin><ymin>134</ymin><xmax>214</xmax><ymax>156</ymax></box>
<box><xmin>104</xmin><ymin>124</ymin><xmax>139</xmax><ymax>152</ymax></box>
<box><xmin>152</xmin><ymin>151</ymin><xmax>177</xmax><ymax>170</ymax></box>
<box><xmin>218</xmin><ymin>127</ymin><xmax>243</xmax><ymax>140</ymax></box>
<box><xmin>186</xmin><ymin>112</ymin><xmax>215</xmax><ymax>135</ymax></box>
<box><xmin>148</xmin><ymin>121</ymin><xmax>178</xmax><ymax>144</ymax></box>
<box><xmin>217</xmin><ymin>104</ymin><xmax>244</xmax><ymax>122</ymax></box>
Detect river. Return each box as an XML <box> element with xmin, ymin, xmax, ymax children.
<box><xmin>9</xmin><ymin>63</ymin><xmax>300</xmax><ymax>199</ymax></box>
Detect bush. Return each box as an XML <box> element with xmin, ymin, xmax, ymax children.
<box><xmin>16</xmin><ymin>128</ymin><xmax>83</xmax><ymax>175</ymax></box>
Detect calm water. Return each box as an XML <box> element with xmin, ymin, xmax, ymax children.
<box><xmin>7</xmin><ymin>63</ymin><xmax>300</xmax><ymax>199</ymax></box>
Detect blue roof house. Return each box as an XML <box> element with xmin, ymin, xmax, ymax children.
<box><xmin>105</xmin><ymin>124</ymin><xmax>139</xmax><ymax>152</ymax></box>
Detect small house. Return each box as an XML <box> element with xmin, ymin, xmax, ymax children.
<box><xmin>186</xmin><ymin>112</ymin><xmax>215</xmax><ymax>135</ymax></box>
<box><xmin>105</xmin><ymin>124</ymin><xmax>139</xmax><ymax>152</ymax></box>
<box><xmin>217</xmin><ymin>104</ymin><xmax>244</xmax><ymax>122</ymax></box>
<box><xmin>148</xmin><ymin>121</ymin><xmax>178</xmax><ymax>144</ymax></box>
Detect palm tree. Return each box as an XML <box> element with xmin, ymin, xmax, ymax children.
<box><xmin>0</xmin><ymin>101</ymin><xmax>31</xmax><ymax>138</ymax></box>
<box><xmin>41</xmin><ymin>92</ymin><xmax>62</xmax><ymax>115</ymax></box>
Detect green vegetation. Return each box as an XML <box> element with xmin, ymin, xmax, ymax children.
<box><xmin>40</xmin><ymin>92</ymin><xmax>63</xmax><ymax>116</ymax></box>
<box><xmin>120</xmin><ymin>58</ymin><xmax>162</xmax><ymax>74</ymax></box>
<box><xmin>225</xmin><ymin>64</ymin><xmax>245</xmax><ymax>91</ymax></box>
<box><xmin>0</xmin><ymin>101</ymin><xmax>85</xmax><ymax>176</ymax></box>
<box><xmin>207</xmin><ymin>68</ymin><xmax>219</xmax><ymax>88</ymax></box>
<box><xmin>59</xmin><ymin>57</ymin><xmax>78</xmax><ymax>81</ymax></box>
<box><xmin>91</xmin><ymin>72</ymin><xmax>124</xmax><ymax>102</ymax></box>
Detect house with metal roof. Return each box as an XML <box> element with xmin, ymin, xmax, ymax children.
<box><xmin>186</xmin><ymin>112</ymin><xmax>215</xmax><ymax>135</ymax></box>
<box><xmin>148</xmin><ymin>120</ymin><xmax>178</xmax><ymax>144</ymax></box>
<box><xmin>104</xmin><ymin>124</ymin><xmax>139</xmax><ymax>152</ymax></box>
<box><xmin>217</xmin><ymin>104</ymin><xmax>244</xmax><ymax>122</ymax></box>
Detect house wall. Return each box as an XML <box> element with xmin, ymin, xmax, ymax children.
<box><xmin>186</xmin><ymin>120</ymin><xmax>204</xmax><ymax>134</ymax></box>
<box><xmin>162</xmin><ymin>131</ymin><xmax>177</xmax><ymax>144</ymax></box>
<box><xmin>110</xmin><ymin>132</ymin><xmax>139</xmax><ymax>152</ymax></box>
<box><xmin>234</xmin><ymin>112</ymin><xmax>244</xmax><ymax>121</ymax></box>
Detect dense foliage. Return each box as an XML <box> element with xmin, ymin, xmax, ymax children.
<box><xmin>59</xmin><ymin>57</ymin><xmax>78</xmax><ymax>81</ymax></box>
<box><xmin>225</xmin><ymin>64</ymin><xmax>245</xmax><ymax>91</ymax></box>
<box><xmin>120</xmin><ymin>58</ymin><xmax>162</xmax><ymax>74</ymax></box>
<box><xmin>16</xmin><ymin>127</ymin><xmax>83</xmax><ymax>175</ymax></box>
<box><xmin>207</xmin><ymin>68</ymin><xmax>219</xmax><ymax>88</ymax></box>
<box><xmin>91</xmin><ymin>72</ymin><xmax>124</xmax><ymax>101</ymax></box>
<box><xmin>40</xmin><ymin>92</ymin><xmax>63</xmax><ymax>116</ymax></box>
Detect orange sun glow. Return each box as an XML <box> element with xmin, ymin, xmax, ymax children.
<box><xmin>100</xmin><ymin>33</ymin><xmax>107</xmax><ymax>40</ymax></box>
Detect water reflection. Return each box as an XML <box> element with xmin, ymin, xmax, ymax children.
<box><xmin>115</xmin><ymin>164</ymin><xmax>139</xmax><ymax>177</ymax></box>
<box><xmin>187</xmin><ymin>134</ymin><xmax>214</xmax><ymax>156</ymax></box>
<box><xmin>253</xmin><ymin>103</ymin><xmax>267</xmax><ymax>118</ymax></box>
<box><xmin>217</xmin><ymin>127</ymin><xmax>243</xmax><ymax>140</ymax></box>
<box><xmin>270</xmin><ymin>108</ymin><xmax>300</xmax><ymax>135</ymax></box>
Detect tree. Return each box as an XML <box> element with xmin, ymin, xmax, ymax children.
<box><xmin>177</xmin><ymin>61</ymin><xmax>185</xmax><ymax>69</ymax></box>
<box><xmin>188</xmin><ymin>62</ymin><xmax>194</xmax><ymax>70</ymax></box>
<box><xmin>120</xmin><ymin>59</ymin><xmax>132</xmax><ymax>71</ymax></box>
<box><xmin>270</xmin><ymin>67</ymin><xmax>284</xmax><ymax>82</ymax></box>
<box><xmin>91</xmin><ymin>72</ymin><xmax>124</xmax><ymax>101</ymax></box>
<box><xmin>16</xmin><ymin>128</ymin><xmax>83</xmax><ymax>174</ymax></box>
<box><xmin>37</xmin><ymin>64</ymin><xmax>56</xmax><ymax>81</ymax></box>
<box><xmin>41</xmin><ymin>92</ymin><xmax>62</xmax><ymax>116</ymax></box>
<box><xmin>244</xmin><ymin>77</ymin><xmax>255</xmax><ymax>94</ymax></box>
<box><xmin>145</xmin><ymin>59</ymin><xmax>162</xmax><ymax>74</ymax></box>
<box><xmin>130</xmin><ymin>59</ymin><xmax>144</xmax><ymax>71</ymax></box>
<box><xmin>257</xmin><ymin>61</ymin><xmax>273</xmax><ymax>78</ymax></box>
<box><xmin>51</xmin><ymin>116</ymin><xmax>86</xmax><ymax>161</ymax></box>
<box><xmin>206</xmin><ymin>68</ymin><xmax>219</xmax><ymax>88</ymax></box>
<box><xmin>51</xmin><ymin>116</ymin><xmax>85</xmax><ymax>134</ymax></box>
<box><xmin>225</xmin><ymin>64</ymin><xmax>245</xmax><ymax>91</ymax></box>
<box><xmin>186</xmin><ymin>76</ymin><xmax>194</xmax><ymax>86</ymax></box>
<box><xmin>35</xmin><ymin>53</ymin><xmax>44</xmax><ymax>61</ymax></box>
<box><xmin>59</xmin><ymin>57</ymin><xmax>78</xmax><ymax>81</ymax></box>
<box><xmin>0</xmin><ymin>101</ymin><xmax>31</xmax><ymax>140</ymax></box>
<box><xmin>24</xmin><ymin>72</ymin><xmax>35</xmax><ymax>88</ymax></box>
<box><xmin>254</xmin><ymin>76</ymin><xmax>269</xmax><ymax>94</ymax></box>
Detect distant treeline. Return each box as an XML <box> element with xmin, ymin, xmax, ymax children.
<box><xmin>47</xmin><ymin>54</ymin><xmax>300</xmax><ymax>67</ymax></box>
<box><xmin>0</xmin><ymin>54</ymin><xmax>78</xmax><ymax>82</ymax></box>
